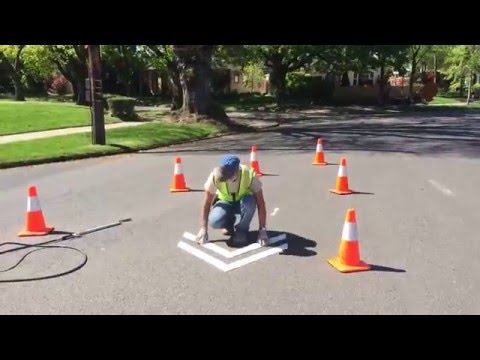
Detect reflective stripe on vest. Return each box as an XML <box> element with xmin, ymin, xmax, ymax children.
<box><xmin>214</xmin><ymin>165</ymin><xmax>254</xmax><ymax>202</ymax></box>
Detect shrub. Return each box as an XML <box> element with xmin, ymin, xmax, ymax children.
<box><xmin>50</xmin><ymin>75</ymin><xmax>69</xmax><ymax>95</ymax></box>
<box><xmin>102</xmin><ymin>93</ymin><xmax>118</xmax><ymax>110</ymax></box>
<box><xmin>287</xmin><ymin>73</ymin><xmax>335</xmax><ymax>104</ymax></box>
<box><xmin>106</xmin><ymin>96</ymin><xmax>137</xmax><ymax>120</ymax></box>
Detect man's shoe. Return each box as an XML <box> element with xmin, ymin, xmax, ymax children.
<box><xmin>222</xmin><ymin>227</ymin><xmax>234</xmax><ymax>236</ymax></box>
<box><xmin>222</xmin><ymin>223</ymin><xmax>235</xmax><ymax>236</ymax></box>
<box><xmin>230</xmin><ymin>231</ymin><xmax>248</xmax><ymax>247</ymax></box>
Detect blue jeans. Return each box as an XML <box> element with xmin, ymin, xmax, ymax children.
<box><xmin>209</xmin><ymin>194</ymin><xmax>257</xmax><ymax>234</ymax></box>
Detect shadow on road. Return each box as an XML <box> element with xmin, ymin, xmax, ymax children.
<box><xmin>348</xmin><ymin>191</ymin><xmax>375</xmax><ymax>195</ymax></box>
<box><xmin>50</xmin><ymin>230</ymin><xmax>74</xmax><ymax>236</ymax></box>
<box><xmin>138</xmin><ymin>107</ymin><xmax>480</xmax><ymax>158</ymax></box>
<box><xmin>260</xmin><ymin>230</ymin><xmax>317</xmax><ymax>257</ymax></box>
<box><xmin>369</xmin><ymin>264</ymin><xmax>406</xmax><ymax>273</ymax></box>
<box><xmin>208</xmin><ymin>230</ymin><xmax>316</xmax><ymax>256</ymax></box>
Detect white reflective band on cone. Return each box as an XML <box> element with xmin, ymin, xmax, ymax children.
<box><xmin>27</xmin><ymin>196</ymin><xmax>42</xmax><ymax>212</ymax></box>
<box><xmin>341</xmin><ymin>222</ymin><xmax>358</xmax><ymax>241</ymax></box>
<box><xmin>174</xmin><ymin>163</ymin><xmax>182</xmax><ymax>175</ymax></box>
<box><xmin>338</xmin><ymin>165</ymin><xmax>347</xmax><ymax>177</ymax></box>
<box><xmin>250</xmin><ymin>152</ymin><xmax>257</xmax><ymax>161</ymax></box>
<box><xmin>316</xmin><ymin>144</ymin><xmax>323</xmax><ymax>152</ymax></box>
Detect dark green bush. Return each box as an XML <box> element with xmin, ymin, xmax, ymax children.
<box><xmin>287</xmin><ymin>74</ymin><xmax>335</xmax><ymax>103</ymax></box>
<box><xmin>102</xmin><ymin>93</ymin><xmax>118</xmax><ymax>110</ymax></box>
<box><xmin>106</xmin><ymin>96</ymin><xmax>136</xmax><ymax>120</ymax></box>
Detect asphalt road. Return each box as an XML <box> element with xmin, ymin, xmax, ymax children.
<box><xmin>0</xmin><ymin>108</ymin><xmax>479</xmax><ymax>314</ymax></box>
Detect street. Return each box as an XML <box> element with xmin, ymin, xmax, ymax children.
<box><xmin>0</xmin><ymin>108</ymin><xmax>479</xmax><ymax>314</ymax></box>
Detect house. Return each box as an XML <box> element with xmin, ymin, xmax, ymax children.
<box><xmin>137</xmin><ymin>66</ymin><xmax>269</xmax><ymax>97</ymax></box>
<box><xmin>212</xmin><ymin>67</ymin><xmax>268</xmax><ymax>95</ymax></box>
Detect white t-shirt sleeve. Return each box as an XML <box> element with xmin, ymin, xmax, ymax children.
<box><xmin>204</xmin><ymin>172</ymin><xmax>217</xmax><ymax>194</ymax></box>
<box><xmin>249</xmin><ymin>176</ymin><xmax>263</xmax><ymax>193</ymax></box>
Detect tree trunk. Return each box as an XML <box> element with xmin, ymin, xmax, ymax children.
<box><xmin>378</xmin><ymin>63</ymin><xmax>386</xmax><ymax>106</ymax></box>
<box><xmin>193</xmin><ymin>47</ymin><xmax>212</xmax><ymax>114</ymax></box>
<box><xmin>171</xmin><ymin>45</ymin><xmax>253</xmax><ymax>132</ymax></box>
<box><xmin>71</xmin><ymin>79</ymin><xmax>79</xmax><ymax>101</ymax></box>
<box><xmin>179</xmin><ymin>70</ymin><xmax>192</xmax><ymax>112</ymax></box>
<box><xmin>167</xmin><ymin>64</ymin><xmax>182</xmax><ymax>110</ymax></box>
<box><xmin>466</xmin><ymin>73</ymin><xmax>472</xmax><ymax>105</ymax></box>
<box><xmin>459</xmin><ymin>77</ymin><xmax>464</xmax><ymax>97</ymax></box>
<box><xmin>409</xmin><ymin>58</ymin><xmax>417</xmax><ymax>103</ymax></box>
<box><xmin>0</xmin><ymin>49</ymin><xmax>26</xmax><ymax>101</ymax></box>
<box><xmin>160</xmin><ymin>72</ymin><xmax>170</xmax><ymax>96</ymax></box>
<box><xmin>76</xmin><ymin>78</ymin><xmax>87</xmax><ymax>105</ymax></box>
<box><xmin>73</xmin><ymin>46</ymin><xmax>89</xmax><ymax>105</ymax></box>
<box><xmin>12</xmin><ymin>72</ymin><xmax>25</xmax><ymax>101</ymax></box>
<box><xmin>269</xmin><ymin>63</ymin><xmax>287</xmax><ymax>105</ymax></box>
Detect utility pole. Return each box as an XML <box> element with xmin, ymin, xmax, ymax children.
<box><xmin>87</xmin><ymin>45</ymin><xmax>105</xmax><ymax>145</ymax></box>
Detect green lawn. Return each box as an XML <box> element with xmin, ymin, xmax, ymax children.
<box><xmin>219</xmin><ymin>93</ymin><xmax>277</xmax><ymax>111</ymax></box>
<box><xmin>427</xmin><ymin>96</ymin><xmax>480</xmax><ymax>109</ymax></box>
<box><xmin>0</xmin><ymin>100</ymin><xmax>119</xmax><ymax>136</ymax></box>
<box><xmin>0</xmin><ymin>121</ymin><xmax>220</xmax><ymax>168</ymax></box>
<box><xmin>429</xmin><ymin>96</ymin><xmax>464</xmax><ymax>105</ymax></box>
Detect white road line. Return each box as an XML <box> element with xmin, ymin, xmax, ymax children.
<box><xmin>178</xmin><ymin>232</ymin><xmax>289</xmax><ymax>272</ymax></box>
<box><xmin>224</xmin><ymin>243</ymin><xmax>288</xmax><ymax>272</ymax></box>
<box><xmin>428</xmin><ymin>179</ymin><xmax>454</xmax><ymax>197</ymax></box>
<box><xmin>182</xmin><ymin>232</ymin><xmax>232</xmax><ymax>258</ymax></box>
<box><xmin>270</xmin><ymin>208</ymin><xmax>279</xmax><ymax>216</ymax></box>
<box><xmin>182</xmin><ymin>231</ymin><xmax>287</xmax><ymax>259</ymax></box>
<box><xmin>177</xmin><ymin>241</ymin><xmax>229</xmax><ymax>271</ymax></box>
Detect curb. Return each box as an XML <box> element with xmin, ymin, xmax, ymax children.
<box><xmin>0</xmin><ymin>122</ymin><xmax>280</xmax><ymax>170</ymax></box>
<box><xmin>137</xmin><ymin>122</ymin><xmax>280</xmax><ymax>153</ymax></box>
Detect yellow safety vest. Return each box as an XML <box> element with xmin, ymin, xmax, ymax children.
<box><xmin>213</xmin><ymin>165</ymin><xmax>255</xmax><ymax>202</ymax></box>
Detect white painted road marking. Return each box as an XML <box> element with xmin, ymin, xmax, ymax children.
<box><xmin>225</xmin><ymin>243</ymin><xmax>287</xmax><ymax>271</ymax></box>
<box><xmin>428</xmin><ymin>179</ymin><xmax>454</xmax><ymax>197</ymax></box>
<box><xmin>178</xmin><ymin>232</ymin><xmax>288</xmax><ymax>272</ymax></box>
<box><xmin>177</xmin><ymin>241</ymin><xmax>287</xmax><ymax>272</ymax></box>
<box><xmin>270</xmin><ymin>208</ymin><xmax>280</xmax><ymax>216</ymax></box>
<box><xmin>182</xmin><ymin>231</ymin><xmax>287</xmax><ymax>259</ymax></box>
<box><xmin>177</xmin><ymin>241</ymin><xmax>229</xmax><ymax>271</ymax></box>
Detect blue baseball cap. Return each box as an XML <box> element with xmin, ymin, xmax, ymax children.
<box><xmin>217</xmin><ymin>155</ymin><xmax>240</xmax><ymax>181</ymax></box>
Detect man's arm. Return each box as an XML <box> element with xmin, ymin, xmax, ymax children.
<box><xmin>254</xmin><ymin>190</ymin><xmax>267</xmax><ymax>228</ymax></box>
<box><xmin>200</xmin><ymin>191</ymin><xmax>216</xmax><ymax>229</ymax></box>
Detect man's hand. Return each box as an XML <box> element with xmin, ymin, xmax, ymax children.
<box><xmin>196</xmin><ymin>227</ymin><xmax>209</xmax><ymax>244</ymax></box>
<box><xmin>258</xmin><ymin>228</ymin><xmax>269</xmax><ymax>246</ymax></box>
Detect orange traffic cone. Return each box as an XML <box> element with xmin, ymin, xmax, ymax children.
<box><xmin>18</xmin><ymin>186</ymin><xmax>54</xmax><ymax>237</ymax></box>
<box><xmin>170</xmin><ymin>156</ymin><xmax>190</xmax><ymax>192</ymax></box>
<box><xmin>329</xmin><ymin>157</ymin><xmax>353</xmax><ymax>195</ymax></box>
<box><xmin>327</xmin><ymin>209</ymin><xmax>371</xmax><ymax>273</ymax></box>
<box><xmin>249</xmin><ymin>146</ymin><xmax>264</xmax><ymax>176</ymax></box>
<box><xmin>312</xmin><ymin>138</ymin><xmax>328</xmax><ymax>166</ymax></box>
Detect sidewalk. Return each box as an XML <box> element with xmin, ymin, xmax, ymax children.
<box><xmin>0</xmin><ymin>122</ymin><xmax>144</xmax><ymax>145</ymax></box>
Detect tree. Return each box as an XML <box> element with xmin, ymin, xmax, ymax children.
<box><xmin>242</xmin><ymin>62</ymin><xmax>265</xmax><ymax>92</ymax></box>
<box><xmin>243</xmin><ymin>45</ymin><xmax>324</xmax><ymax>104</ymax></box>
<box><xmin>442</xmin><ymin>45</ymin><xmax>480</xmax><ymax>104</ymax></box>
<box><xmin>140</xmin><ymin>45</ymin><xmax>182</xmax><ymax>109</ymax></box>
<box><xmin>407</xmin><ymin>45</ymin><xmax>433</xmax><ymax>102</ymax></box>
<box><xmin>21</xmin><ymin>45</ymin><xmax>57</xmax><ymax>85</ymax></box>
<box><xmin>43</xmin><ymin>45</ymin><xmax>89</xmax><ymax>105</ymax></box>
<box><xmin>363</xmin><ymin>45</ymin><xmax>409</xmax><ymax>104</ymax></box>
<box><xmin>102</xmin><ymin>45</ymin><xmax>148</xmax><ymax>97</ymax></box>
<box><xmin>0</xmin><ymin>45</ymin><xmax>26</xmax><ymax>100</ymax></box>
<box><xmin>170</xmin><ymin>45</ymin><xmax>248</xmax><ymax>130</ymax></box>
